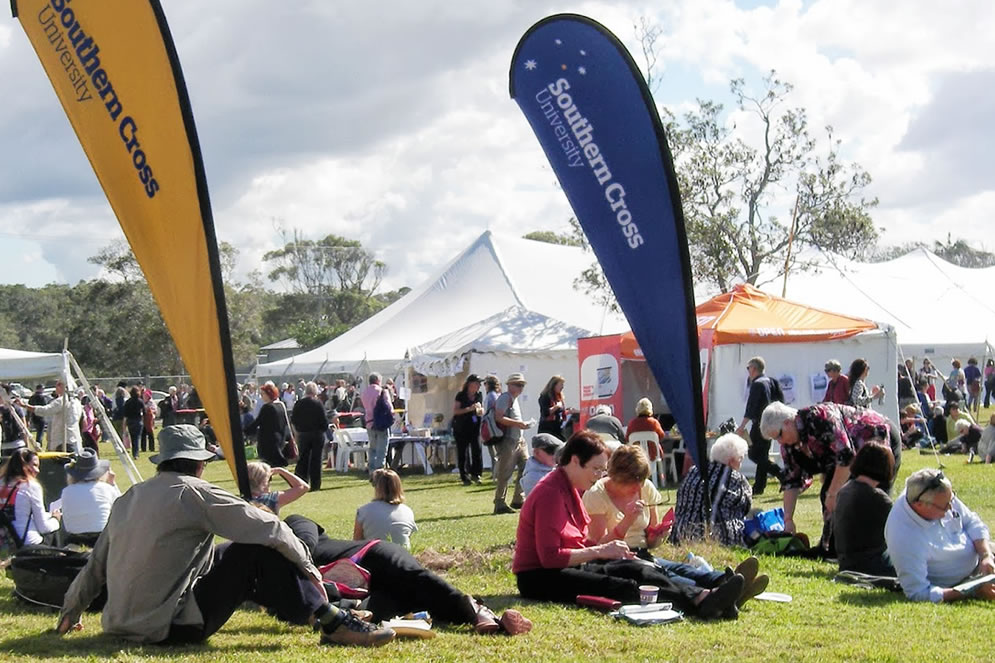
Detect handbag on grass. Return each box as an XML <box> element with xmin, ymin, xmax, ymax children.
<box><xmin>318</xmin><ymin>539</ymin><xmax>380</xmax><ymax>592</ymax></box>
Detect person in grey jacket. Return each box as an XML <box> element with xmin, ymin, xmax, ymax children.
<box><xmin>58</xmin><ymin>424</ymin><xmax>394</xmax><ymax>648</ymax></box>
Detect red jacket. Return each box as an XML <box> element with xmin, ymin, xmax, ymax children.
<box><xmin>512</xmin><ymin>467</ymin><xmax>591</xmax><ymax>573</ymax></box>
<box><xmin>824</xmin><ymin>375</ymin><xmax>850</xmax><ymax>405</ymax></box>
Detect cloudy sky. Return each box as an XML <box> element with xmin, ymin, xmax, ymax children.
<box><xmin>1</xmin><ymin>0</ymin><xmax>992</xmax><ymax>292</ymax></box>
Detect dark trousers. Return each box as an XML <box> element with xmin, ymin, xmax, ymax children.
<box><xmin>287</xmin><ymin>515</ymin><xmax>476</xmax><ymax>625</ymax></box>
<box><xmin>749</xmin><ymin>424</ymin><xmax>781</xmax><ymax>494</ymax></box>
<box><xmin>81</xmin><ymin>431</ymin><xmax>99</xmax><ymax>455</ymax></box>
<box><xmin>294</xmin><ymin>431</ymin><xmax>325</xmax><ymax>491</ymax></box>
<box><xmin>141</xmin><ymin>426</ymin><xmax>155</xmax><ymax>452</ymax></box>
<box><xmin>165</xmin><ymin>543</ymin><xmax>324</xmax><ymax>644</ymax></box>
<box><xmin>454</xmin><ymin>429</ymin><xmax>482</xmax><ymax>481</ymax></box>
<box><xmin>33</xmin><ymin>418</ymin><xmax>45</xmax><ymax>445</ymax></box>
<box><xmin>126</xmin><ymin>421</ymin><xmax>143</xmax><ymax>459</ymax></box>
<box><xmin>516</xmin><ymin>560</ymin><xmax>701</xmax><ymax>613</ymax></box>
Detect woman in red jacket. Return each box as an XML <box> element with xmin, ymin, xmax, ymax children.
<box><xmin>513</xmin><ymin>430</ymin><xmax>744</xmax><ymax>619</ymax></box>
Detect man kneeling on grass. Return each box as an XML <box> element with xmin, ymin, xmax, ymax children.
<box><xmin>884</xmin><ymin>468</ymin><xmax>995</xmax><ymax>602</ymax></box>
<box><xmin>57</xmin><ymin>424</ymin><xmax>395</xmax><ymax>647</ymax></box>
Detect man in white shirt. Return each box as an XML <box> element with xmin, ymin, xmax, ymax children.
<box><xmin>884</xmin><ymin>468</ymin><xmax>995</xmax><ymax>602</ymax></box>
<box><xmin>19</xmin><ymin>380</ymin><xmax>82</xmax><ymax>452</ymax></box>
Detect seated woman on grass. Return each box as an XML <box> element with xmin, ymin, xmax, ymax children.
<box><xmin>60</xmin><ymin>448</ymin><xmax>122</xmax><ymax>546</ymax></box>
<box><xmin>512</xmin><ymin>430</ymin><xmax>743</xmax><ymax>619</ymax></box>
<box><xmin>354</xmin><ymin>469</ymin><xmax>417</xmax><ymax>549</ymax></box>
<box><xmin>247</xmin><ymin>461</ymin><xmax>310</xmax><ymax>515</ymax></box>
<box><xmin>832</xmin><ymin>442</ymin><xmax>897</xmax><ymax>577</ymax></box>
<box><xmin>584</xmin><ymin>444</ymin><xmax>767</xmax><ymax>614</ymax></box>
<box><xmin>669</xmin><ymin>433</ymin><xmax>753</xmax><ymax>547</ymax></box>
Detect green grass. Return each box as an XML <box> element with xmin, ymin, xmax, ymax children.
<box><xmin>3</xmin><ymin>425</ymin><xmax>995</xmax><ymax>662</ymax></box>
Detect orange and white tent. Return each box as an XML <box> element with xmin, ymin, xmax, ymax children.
<box><xmin>580</xmin><ymin>284</ymin><xmax>897</xmax><ymax>435</ymax></box>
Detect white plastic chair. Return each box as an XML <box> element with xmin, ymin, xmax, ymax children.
<box><xmin>661</xmin><ymin>435</ymin><xmax>682</xmax><ymax>486</ymax></box>
<box><xmin>334</xmin><ymin>428</ymin><xmax>368</xmax><ymax>472</ymax></box>
<box><xmin>628</xmin><ymin>431</ymin><xmax>664</xmax><ymax>488</ymax></box>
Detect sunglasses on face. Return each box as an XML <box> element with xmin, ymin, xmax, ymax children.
<box><xmin>911</xmin><ymin>472</ymin><xmax>947</xmax><ymax>505</ymax></box>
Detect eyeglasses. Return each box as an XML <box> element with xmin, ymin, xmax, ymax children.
<box><xmin>911</xmin><ymin>472</ymin><xmax>946</xmax><ymax>505</ymax></box>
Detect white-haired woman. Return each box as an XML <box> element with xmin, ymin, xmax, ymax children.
<box><xmin>669</xmin><ymin>433</ymin><xmax>753</xmax><ymax>547</ymax></box>
<box><xmin>759</xmin><ymin>401</ymin><xmax>900</xmax><ymax>551</ymax></box>
<box><xmin>625</xmin><ymin>398</ymin><xmax>666</xmax><ymax>463</ymax></box>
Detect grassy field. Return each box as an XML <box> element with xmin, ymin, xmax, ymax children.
<box><xmin>2</xmin><ymin>426</ymin><xmax>995</xmax><ymax>662</ymax></box>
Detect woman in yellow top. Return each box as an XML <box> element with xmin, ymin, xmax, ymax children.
<box><xmin>583</xmin><ymin>445</ymin><xmax>767</xmax><ymax>614</ymax></box>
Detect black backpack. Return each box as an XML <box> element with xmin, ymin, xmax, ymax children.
<box><xmin>6</xmin><ymin>545</ymin><xmax>105</xmax><ymax>611</ymax></box>
<box><xmin>0</xmin><ymin>482</ymin><xmax>27</xmax><ymax>559</ymax></box>
<box><xmin>372</xmin><ymin>391</ymin><xmax>395</xmax><ymax>431</ymax></box>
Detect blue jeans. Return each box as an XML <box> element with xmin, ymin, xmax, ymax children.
<box><xmin>367</xmin><ymin>427</ymin><xmax>389</xmax><ymax>474</ymax></box>
<box><xmin>654</xmin><ymin>558</ymin><xmax>726</xmax><ymax>588</ymax></box>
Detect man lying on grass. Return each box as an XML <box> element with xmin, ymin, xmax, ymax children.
<box><xmin>885</xmin><ymin>468</ymin><xmax>995</xmax><ymax>602</ymax></box>
<box><xmin>57</xmin><ymin>424</ymin><xmax>395</xmax><ymax>647</ymax></box>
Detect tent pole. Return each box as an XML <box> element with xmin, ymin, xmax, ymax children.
<box><xmin>66</xmin><ymin>352</ymin><xmax>143</xmax><ymax>486</ymax></box>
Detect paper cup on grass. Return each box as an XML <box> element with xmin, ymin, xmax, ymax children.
<box><xmin>638</xmin><ymin>585</ymin><xmax>659</xmax><ymax>606</ymax></box>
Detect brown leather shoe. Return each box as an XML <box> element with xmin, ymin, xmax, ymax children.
<box><xmin>499</xmin><ymin>609</ymin><xmax>533</xmax><ymax>635</ymax></box>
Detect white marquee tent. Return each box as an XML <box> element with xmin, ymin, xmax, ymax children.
<box><xmin>405</xmin><ymin>306</ymin><xmax>593</xmax><ymax>429</ymax></box>
<box><xmin>768</xmin><ymin>248</ymin><xmax>995</xmax><ymax>367</ymax></box>
<box><xmin>256</xmin><ymin>231</ymin><xmax>627</xmax><ymax>382</ymax></box>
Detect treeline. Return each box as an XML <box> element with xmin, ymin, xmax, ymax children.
<box><xmin>0</xmin><ymin>232</ymin><xmax>408</xmax><ymax>378</ymax></box>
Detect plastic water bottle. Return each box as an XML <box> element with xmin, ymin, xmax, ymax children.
<box><xmin>686</xmin><ymin>552</ymin><xmax>713</xmax><ymax>572</ymax></box>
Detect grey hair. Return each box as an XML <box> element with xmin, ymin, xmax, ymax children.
<box><xmin>304</xmin><ymin>381</ymin><xmax>319</xmax><ymax>397</ymax></box>
<box><xmin>760</xmin><ymin>401</ymin><xmax>798</xmax><ymax>440</ymax></box>
<box><xmin>594</xmin><ymin>404</ymin><xmax>613</xmax><ymax>416</ymax></box>
<box><xmin>710</xmin><ymin>433</ymin><xmax>749</xmax><ymax>465</ymax></box>
<box><xmin>824</xmin><ymin>359</ymin><xmax>842</xmax><ymax>372</ymax></box>
<box><xmin>368</xmin><ymin>373</ymin><xmax>382</xmax><ymax>385</ymax></box>
<box><xmin>904</xmin><ymin>468</ymin><xmax>952</xmax><ymax>505</ymax></box>
<box><xmin>748</xmin><ymin>356</ymin><xmax>765</xmax><ymax>373</ymax></box>
<box><xmin>954</xmin><ymin>419</ymin><xmax>971</xmax><ymax>433</ymax></box>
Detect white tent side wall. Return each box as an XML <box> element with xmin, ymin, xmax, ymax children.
<box><xmin>404</xmin><ymin>351</ymin><xmax>580</xmax><ymax>439</ymax></box>
<box><xmin>897</xmin><ymin>342</ymin><xmax>994</xmax><ymax>374</ymax></box>
<box><xmin>706</xmin><ymin>328</ymin><xmax>897</xmax><ymax>478</ymax></box>
<box><xmin>707</xmin><ymin>328</ymin><xmax>899</xmax><ymax>428</ymax></box>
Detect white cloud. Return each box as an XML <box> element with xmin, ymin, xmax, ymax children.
<box><xmin>1</xmin><ymin>0</ymin><xmax>993</xmax><ymax>293</ymax></box>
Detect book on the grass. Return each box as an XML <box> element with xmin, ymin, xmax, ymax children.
<box><xmin>953</xmin><ymin>573</ymin><xmax>995</xmax><ymax>595</ymax></box>
<box><xmin>611</xmin><ymin>603</ymin><xmax>682</xmax><ymax>625</ymax></box>
<box><xmin>381</xmin><ymin>618</ymin><xmax>435</xmax><ymax>638</ymax></box>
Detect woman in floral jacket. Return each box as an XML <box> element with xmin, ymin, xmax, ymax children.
<box><xmin>760</xmin><ymin>402</ymin><xmax>901</xmax><ymax>551</ymax></box>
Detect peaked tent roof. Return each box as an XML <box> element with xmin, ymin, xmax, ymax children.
<box><xmin>760</xmin><ymin>248</ymin><xmax>995</xmax><ymax>346</ymax></box>
<box><xmin>617</xmin><ymin>284</ymin><xmax>881</xmax><ymax>359</ymax></box>
<box><xmin>257</xmin><ymin>231</ymin><xmax>627</xmax><ymax>377</ymax></box>
<box><xmin>409</xmin><ymin>305</ymin><xmax>593</xmax><ymax>377</ymax></box>
<box><xmin>0</xmin><ymin>348</ymin><xmax>70</xmax><ymax>381</ymax></box>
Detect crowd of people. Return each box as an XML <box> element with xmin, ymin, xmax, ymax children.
<box><xmin>1</xmin><ymin>350</ymin><xmax>993</xmax><ymax>652</ymax></box>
